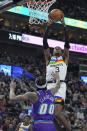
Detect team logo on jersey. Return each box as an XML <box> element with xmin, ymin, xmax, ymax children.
<box><xmin>49</xmin><ymin>59</ymin><xmax>65</xmax><ymax>65</ymax></box>
<box><xmin>40</xmin><ymin>95</ymin><xmax>54</xmax><ymax>103</ymax></box>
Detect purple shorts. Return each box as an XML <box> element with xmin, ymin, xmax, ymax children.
<box><xmin>33</xmin><ymin>120</ymin><xmax>56</xmax><ymax>131</ymax></box>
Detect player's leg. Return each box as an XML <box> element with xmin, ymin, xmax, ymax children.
<box><xmin>55</xmin><ymin>83</ymin><xmax>71</xmax><ymax>131</ymax></box>
<box><xmin>54</xmin><ymin>117</ymin><xmax>64</xmax><ymax>131</ymax></box>
<box><xmin>47</xmin><ymin>82</ymin><xmax>71</xmax><ymax>130</ymax></box>
<box><xmin>55</xmin><ymin>104</ymin><xmax>71</xmax><ymax>131</ymax></box>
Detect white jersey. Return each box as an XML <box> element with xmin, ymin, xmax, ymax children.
<box><xmin>46</xmin><ymin>56</ymin><xmax>67</xmax><ymax>82</ymax></box>
<box><xmin>19</xmin><ymin>122</ymin><xmax>30</xmax><ymax>131</ymax></box>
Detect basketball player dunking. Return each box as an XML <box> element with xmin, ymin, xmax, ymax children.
<box><xmin>43</xmin><ymin>17</ymin><xmax>71</xmax><ymax>131</ymax></box>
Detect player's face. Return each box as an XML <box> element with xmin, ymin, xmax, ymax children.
<box><xmin>24</xmin><ymin>116</ymin><xmax>30</xmax><ymax>123</ymax></box>
<box><xmin>53</xmin><ymin>46</ymin><xmax>62</xmax><ymax>56</ymax></box>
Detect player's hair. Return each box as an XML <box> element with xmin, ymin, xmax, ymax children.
<box><xmin>35</xmin><ymin>76</ymin><xmax>47</xmax><ymax>91</ymax></box>
<box><xmin>36</xmin><ymin>76</ymin><xmax>46</xmax><ymax>85</ymax></box>
<box><xmin>24</xmin><ymin>115</ymin><xmax>31</xmax><ymax>119</ymax></box>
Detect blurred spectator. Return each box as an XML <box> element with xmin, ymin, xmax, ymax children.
<box><xmin>77</xmin><ymin>110</ymin><xmax>84</xmax><ymax>120</ymax></box>
<box><xmin>19</xmin><ymin>110</ymin><xmax>27</xmax><ymax>120</ymax></box>
<box><xmin>2</xmin><ymin>118</ymin><xmax>10</xmax><ymax>131</ymax></box>
<box><xmin>0</xmin><ymin>70</ymin><xmax>5</xmax><ymax>78</ymax></box>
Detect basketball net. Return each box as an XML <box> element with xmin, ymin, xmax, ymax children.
<box><xmin>26</xmin><ymin>0</ymin><xmax>56</xmax><ymax>25</ymax></box>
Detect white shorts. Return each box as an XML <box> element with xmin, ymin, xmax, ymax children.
<box><xmin>47</xmin><ymin>82</ymin><xmax>67</xmax><ymax>102</ymax></box>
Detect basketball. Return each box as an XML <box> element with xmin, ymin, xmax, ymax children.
<box><xmin>49</xmin><ymin>9</ymin><xmax>64</xmax><ymax>22</ymax></box>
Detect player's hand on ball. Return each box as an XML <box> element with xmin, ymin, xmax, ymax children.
<box><xmin>53</xmin><ymin>0</ymin><xmax>56</xmax><ymax>2</ymax></box>
<box><xmin>61</xmin><ymin>17</ymin><xmax>66</xmax><ymax>27</ymax></box>
<box><xmin>10</xmin><ymin>81</ymin><xmax>16</xmax><ymax>90</ymax></box>
<box><xmin>47</xmin><ymin>17</ymin><xmax>54</xmax><ymax>26</ymax></box>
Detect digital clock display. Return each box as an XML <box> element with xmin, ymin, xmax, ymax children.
<box><xmin>9</xmin><ymin>33</ymin><xmax>22</xmax><ymax>41</ymax></box>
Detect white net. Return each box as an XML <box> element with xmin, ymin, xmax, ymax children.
<box><xmin>27</xmin><ymin>0</ymin><xmax>56</xmax><ymax>25</ymax></box>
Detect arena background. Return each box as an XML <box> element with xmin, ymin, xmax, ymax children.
<box><xmin>0</xmin><ymin>0</ymin><xmax>87</xmax><ymax>131</ymax></box>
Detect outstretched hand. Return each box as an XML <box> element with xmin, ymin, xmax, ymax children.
<box><xmin>50</xmin><ymin>71</ymin><xmax>60</xmax><ymax>95</ymax></box>
<box><xmin>52</xmin><ymin>72</ymin><xmax>59</xmax><ymax>81</ymax></box>
<box><xmin>10</xmin><ymin>81</ymin><xmax>16</xmax><ymax>90</ymax></box>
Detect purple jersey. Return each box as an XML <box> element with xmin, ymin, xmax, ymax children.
<box><xmin>32</xmin><ymin>90</ymin><xmax>55</xmax><ymax>121</ymax></box>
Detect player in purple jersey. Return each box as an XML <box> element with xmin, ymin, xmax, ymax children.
<box><xmin>9</xmin><ymin>72</ymin><xmax>60</xmax><ymax>131</ymax></box>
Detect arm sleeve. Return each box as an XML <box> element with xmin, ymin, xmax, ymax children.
<box><xmin>64</xmin><ymin>27</ymin><xmax>70</xmax><ymax>49</ymax></box>
<box><xmin>43</xmin><ymin>26</ymin><xmax>50</xmax><ymax>49</ymax></box>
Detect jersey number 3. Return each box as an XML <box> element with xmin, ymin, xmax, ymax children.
<box><xmin>56</xmin><ymin>66</ymin><xmax>60</xmax><ymax>72</ymax></box>
<box><xmin>38</xmin><ymin>103</ymin><xmax>54</xmax><ymax>115</ymax></box>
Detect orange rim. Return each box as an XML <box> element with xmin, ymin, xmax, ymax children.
<box><xmin>25</xmin><ymin>1</ymin><xmax>48</xmax><ymax>5</ymax></box>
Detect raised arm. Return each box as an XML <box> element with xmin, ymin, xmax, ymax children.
<box><xmin>61</xmin><ymin>18</ymin><xmax>70</xmax><ymax>65</ymax></box>
<box><xmin>43</xmin><ymin>0</ymin><xmax>56</xmax><ymax>66</ymax></box>
<box><xmin>50</xmin><ymin>72</ymin><xmax>60</xmax><ymax>95</ymax></box>
<box><xmin>43</xmin><ymin>25</ymin><xmax>51</xmax><ymax>65</ymax></box>
<box><xmin>9</xmin><ymin>81</ymin><xmax>38</xmax><ymax>104</ymax></box>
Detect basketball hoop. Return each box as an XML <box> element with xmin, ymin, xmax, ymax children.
<box><xmin>26</xmin><ymin>0</ymin><xmax>56</xmax><ymax>25</ymax></box>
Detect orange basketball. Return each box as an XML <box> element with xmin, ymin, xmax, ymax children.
<box><xmin>49</xmin><ymin>9</ymin><xmax>64</xmax><ymax>22</ymax></box>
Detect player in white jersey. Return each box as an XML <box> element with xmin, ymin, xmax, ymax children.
<box><xmin>15</xmin><ymin>115</ymin><xmax>32</xmax><ymax>131</ymax></box>
<box><xmin>43</xmin><ymin>18</ymin><xmax>71</xmax><ymax>131</ymax></box>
